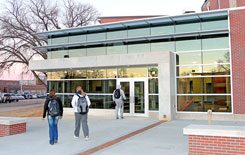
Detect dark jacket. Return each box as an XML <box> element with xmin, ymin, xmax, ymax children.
<box><xmin>43</xmin><ymin>96</ymin><xmax>63</xmax><ymax>118</ymax></box>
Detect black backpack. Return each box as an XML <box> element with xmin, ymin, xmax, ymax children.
<box><xmin>77</xmin><ymin>95</ymin><xmax>88</xmax><ymax>115</ymax></box>
<box><xmin>48</xmin><ymin>99</ymin><xmax>60</xmax><ymax>117</ymax></box>
<box><xmin>114</xmin><ymin>89</ymin><xmax>121</xmax><ymax>99</ymax></box>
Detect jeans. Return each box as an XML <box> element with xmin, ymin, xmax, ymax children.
<box><xmin>47</xmin><ymin>116</ymin><xmax>59</xmax><ymax>144</ymax></box>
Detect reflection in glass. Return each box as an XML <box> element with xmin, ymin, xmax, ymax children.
<box><xmin>203</xmin><ymin>50</ymin><xmax>230</xmax><ymax>64</ymax></box>
<box><xmin>118</xmin><ymin>67</ymin><xmax>147</xmax><ymax>78</ymax></box>
<box><xmin>128</xmin><ymin>44</ymin><xmax>150</xmax><ymax>54</ymax></box>
<box><xmin>176</xmin><ymin>52</ymin><xmax>201</xmax><ymax>65</ymax></box>
<box><xmin>87</xmin><ymin>69</ymin><xmax>106</xmax><ymax>78</ymax></box>
<box><xmin>120</xmin><ymin>82</ymin><xmax>130</xmax><ymax>113</ymax></box>
<box><xmin>177</xmin><ymin>95</ymin><xmax>231</xmax><ymax>112</ymax></box>
<box><xmin>177</xmin><ymin>66</ymin><xmax>202</xmax><ymax>76</ymax></box>
<box><xmin>203</xmin><ymin>65</ymin><xmax>230</xmax><ymax>75</ymax></box>
<box><xmin>177</xmin><ymin>78</ymin><xmax>202</xmax><ymax>94</ymax></box>
<box><xmin>107</xmin><ymin>68</ymin><xmax>117</xmax><ymax>78</ymax></box>
<box><xmin>177</xmin><ymin>77</ymin><xmax>231</xmax><ymax>94</ymax></box>
<box><xmin>176</xmin><ymin>39</ymin><xmax>201</xmax><ymax>52</ymax></box>
<box><xmin>134</xmin><ymin>81</ymin><xmax>145</xmax><ymax>114</ymax></box>
<box><xmin>202</xmin><ymin>37</ymin><xmax>229</xmax><ymax>50</ymax></box>
<box><xmin>86</xmin><ymin>80</ymin><xmax>116</xmax><ymax>93</ymax></box>
<box><xmin>51</xmin><ymin>37</ymin><xmax>68</xmax><ymax>45</ymax></box>
<box><xmin>89</xmin><ymin>95</ymin><xmax>114</xmax><ymax>109</ymax></box>
<box><xmin>149</xmin><ymin>95</ymin><xmax>159</xmax><ymax>111</ymax></box>
<box><xmin>151</xmin><ymin>42</ymin><xmax>175</xmax><ymax>53</ymax></box>
<box><xmin>148</xmin><ymin>66</ymin><xmax>158</xmax><ymax>77</ymax></box>
<box><xmin>72</xmin><ymin>70</ymin><xmax>87</xmax><ymax>79</ymax></box>
<box><xmin>149</xmin><ymin>78</ymin><xmax>158</xmax><ymax>94</ymax></box>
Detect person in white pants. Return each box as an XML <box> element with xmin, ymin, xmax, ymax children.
<box><xmin>113</xmin><ymin>85</ymin><xmax>126</xmax><ymax>119</ymax></box>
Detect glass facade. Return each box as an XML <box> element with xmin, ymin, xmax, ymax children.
<box><xmin>44</xmin><ymin>15</ymin><xmax>231</xmax><ymax>114</ymax></box>
<box><xmin>47</xmin><ymin>66</ymin><xmax>159</xmax><ymax>111</ymax></box>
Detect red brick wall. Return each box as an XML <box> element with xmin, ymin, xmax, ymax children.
<box><xmin>229</xmin><ymin>9</ymin><xmax>245</xmax><ymax>114</ymax></box>
<box><xmin>220</xmin><ymin>0</ymin><xmax>230</xmax><ymax>9</ymax></box>
<box><xmin>0</xmin><ymin>123</ymin><xmax>26</xmax><ymax>137</ymax></box>
<box><xmin>189</xmin><ymin>135</ymin><xmax>245</xmax><ymax>154</ymax></box>
<box><xmin>210</xmin><ymin>0</ymin><xmax>219</xmax><ymax>10</ymax></box>
<box><xmin>237</xmin><ymin>0</ymin><xmax>245</xmax><ymax>7</ymax></box>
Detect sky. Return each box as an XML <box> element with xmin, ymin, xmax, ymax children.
<box><xmin>0</xmin><ymin>0</ymin><xmax>205</xmax><ymax>80</ymax></box>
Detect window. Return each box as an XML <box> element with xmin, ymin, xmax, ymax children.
<box><xmin>202</xmin><ymin>20</ymin><xmax>228</xmax><ymax>31</ymax></box>
<box><xmin>128</xmin><ymin>28</ymin><xmax>150</xmax><ymax>38</ymax></box>
<box><xmin>128</xmin><ymin>44</ymin><xmax>150</xmax><ymax>54</ymax></box>
<box><xmin>176</xmin><ymin>23</ymin><xmax>200</xmax><ymax>33</ymax></box>
<box><xmin>151</xmin><ymin>26</ymin><xmax>174</xmax><ymax>36</ymax></box>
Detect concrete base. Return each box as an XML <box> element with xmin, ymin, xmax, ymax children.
<box><xmin>176</xmin><ymin>113</ymin><xmax>245</xmax><ymax>121</ymax></box>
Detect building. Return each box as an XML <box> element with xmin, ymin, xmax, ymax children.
<box><xmin>30</xmin><ymin>2</ymin><xmax>245</xmax><ymax>120</ymax></box>
<box><xmin>0</xmin><ymin>80</ymin><xmax>46</xmax><ymax>94</ymax></box>
<box><xmin>202</xmin><ymin>0</ymin><xmax>245</xmax><ymax>11</ymax></box>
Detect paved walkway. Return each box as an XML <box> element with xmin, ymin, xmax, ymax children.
<box><xmin>0</xmin><ymin>116</ymin><xmax>245</xmax><ymax>155</ymax></box>
<box><xmin>0</xmin><ymin>104</ymin><xmax>43</xmax><ymax>112</ymax></box>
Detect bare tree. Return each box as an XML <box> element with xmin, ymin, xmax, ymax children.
<box><xmin>0</xmin><ymin>0</ymin><xmax>99</xmax><ymax>87</ymax></box>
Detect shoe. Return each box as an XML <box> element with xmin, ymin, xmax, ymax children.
<box><xmin>54</xmin><ymin>140</ymin><xmax>58</xmax><ymax>143</ymax></box>
<box><xmin>50</xmin><ymin>143</ymin><xmax>54</xmax><ymax>145</ymax></box>
<box><xmin>85</xmin><ymin>136</ymin><xmax>89</xmax><ymax>141</ymax></box>
<box><xmin>121</xmin><ymin>117</ymin><xmax>124</xmax><ymax>119</ymax></box>
<box><xmin>74</xmin><ymin>135</ymin><xmax>79</xmax><ymax>138</ymax></box>
<box><xmin>116</xmin><ymin>117</ymin><xmax>119</xmax><ymax>119</ymax></box>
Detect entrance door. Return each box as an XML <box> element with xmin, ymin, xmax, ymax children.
<box><xmin>117</xmin><ymin>78</ymin><xmax>147</xmax><ymax>116</ymax></box>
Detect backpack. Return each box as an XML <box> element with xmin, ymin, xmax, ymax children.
<box><xmin>48</xmin><ymin>99</ymin><xmax>60</xmax><ymax>117</ymax></box>
<box><xmin>77</xmin><ymin>95</ymin><xmax>88</xmax><ymax>114</ymax></box>
<box><xmin>114</xmin><ymin>89</ymin><xmax>121</xmax><ymax>99</ymax></box>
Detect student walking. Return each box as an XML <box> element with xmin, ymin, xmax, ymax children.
<box><xmin>113</xmin><ymin>85</ymin><xmax>126</xmax><ymax>119</ymax></box>
<box><xmin>43</xmin><ymin>89</ymin><xmax>63</xmax><ymax>145</ymax></box>
<box><xmin>71</xmin><ymin>86</ymin><xmax>91</xmax><ymax>140</ymax></box>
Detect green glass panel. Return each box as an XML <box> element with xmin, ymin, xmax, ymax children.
<box><xmin>87</xmin><ymin>33</ymin><xmax>106</xmax><ymax>42</ymax></box>
<box><xmin>107</xmin><ymin>45</ymin><xmax>127</xmax><ymax>55</ymax></box>
<box><xmin>120</xmin><ymin>81</ymin><xmax>130</xmax><ymax>113</ymax></box>
<box><xmin>69</xmin><ymin>49</ymin><xmax>87</xmax><ymax>57</ymax></box>
<box><xmin>128</xmin><ymin>44</ymin><xmax>150</xmax><ymax>54</ymax></box>
<box><xmin>50</xmin><ymin>50</ymin><xmax>68</xmax><ymax>59</ymax></box>
<box><xmin>128</xmin><ymin>28</ymin><xmax>150</xmax><ymax>38</ymax></box>
<box><xmin>202</xmin><ymin>64</ymin><xmax>230</xmax><ymax>75</ymax></box>
<box><xmin>176</xmin><ymin>23</ymin><xmax>200</xmax><ymax>33</ymax></box>
<box><xmin>51</xmin><ymin>37</ymin><xmax>68</xmax><ymax>45</ymax></box>
<box><xmin>86</xmin><ymin>80</ymin><xmax>116</xmax><ymax>93</ymax></box>
<box><xmin>69</xmin><ymin>35</ymin><xmax>86</xmax><ymax>43</ymax></box>
<box><xmin>176</xmin><ymin>40</ymin><xmax>201</xmax><ymax>52</ymax></box>
<box><xmin>177</xmin><ymin>78</ymin><xmax>202</xmax><ymax>94</ymax></box>
<box><xmin>176</xmin><ymin>52</ymin><xmax>202</xmax><ymax>65</ymax></box>
<box><xmin>202</xmin><ymin>20</ymin><xmax>228</xmax><ymax>31</ymax></box>
<box><xmin>107</xmin><ymin>30</ymin><xmax>127</xmax><ymax>40</ymax></box>
<box><xmin>177</xmin><ymin>65</ymin><xmax>202</xmax><ymax>76</ymax></box>
<box><xmin>151</xmin><ymin>26</ymin><xmax>174</xmax><ymax>36</ymax></box>
<box><xmin>151</xmin><ymin>42</ymin><xmax>175</xmax><ymax>52</ymax></box>
<box><xmin>149</xmin><ymin>95</ymin><xmax>159</xmax><ymax>111</ymax></box>
<box><xmin>88</xmin><ymin>95</ymin><xmax>114</xmax><ymax>109</ymax></box>
<box><xmin>47</xmin><ymin>52</ymin><xmax>52</xmax><ymax>59</ymax></box>
<box><xmin>177</xmin><ymin>95</ymin><xmax>231</xmax><ymax>112</ymax></box>
<box><xmin>202</xmin><ymin>37</ymin><xmax>229</xmax><ymax>50</ymax></box>
<box><xmin>203</xmin><ymin>50</ymin><xmax>230</xmax><ymax>64</ymax></box>
<box><xmin>134</xmin><ymin>81</ymin><xmax>145</xmax><ymax>114</ymax></box>
<box><xmin>87</xmin><ymin>47</ymin><xmax>106</xmax><ymax>56</ymax></box>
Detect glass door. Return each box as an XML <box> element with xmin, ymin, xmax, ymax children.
<box><xmin>117</xmin><ymin>78</ymin><xmax>147</xmax><ymax>116</ymax></box>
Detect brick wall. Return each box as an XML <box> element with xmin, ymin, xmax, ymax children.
<box><xmin>0</xmin><ymin>123</ymin><xmax>26</xmax><ymax>137</ymax></box>
<box><xmin>220</xmin><ymin>0</ymin><xmax>230</xmax><ymax>8</ymax></box>
<box><xmin>237</xmin><ymin>0</ymin><xmax>245</xmax><ymax>7</ymax></box>
<box><xmin>189</xmin><ymin>135</ymin><xmax>245</xmax><ymax>154</ymax></box>
<box><xmin>229</xmin><ymin>9</ymin><xmax>245</xmax><ymax>114</ymax></box>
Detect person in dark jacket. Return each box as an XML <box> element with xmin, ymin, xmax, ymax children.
<box><xmin>43</xmin><ymin>89</ymin><xmax>63</xmax><ymax>145</ymax></box>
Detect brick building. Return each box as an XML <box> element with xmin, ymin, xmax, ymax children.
<box><xmin>0</xmin><ymin>80</ymin><xmax>46</xmax><ymax>94</ymax></box>
<box><xmin>30</xmin><ymin>0</ymin><xmax>245</xmax><ymax>120</ymax></box>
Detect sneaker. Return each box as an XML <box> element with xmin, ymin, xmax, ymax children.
<box><xmin>54</xmin><ymin>140</ymin><xmax>58</xmax><ymax>143</ymax></box>
<box><xmin>74</xmin><ymin>135</ymin><xmax>79</xmax><ymax>138</ymax></box>
<box><xmin>85</xmin><ymin>136</ymin><xmax>89</xmax><ymax>141</ymax></box>
<box><xmin>121</xmin><ymin>117</ymin><xmax>124</xmax><ymax>119</ymax></box>
<box><xmin>116</xmin><ymin>117</ymin><xmax>119</xmax><ymax>119</ymax></box>
<box><xmin>50</xmin><ymin>143</ymin><xmax>54</xmax><ymax>145</ymax></box>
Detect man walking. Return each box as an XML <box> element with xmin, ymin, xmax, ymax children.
<box><xmin>43</xmin><ymin>89</ymin><xmax>63</xmax><ymax>145</ymax></box>
<box><xmin>71</xmin><ymin>86</ymin><xmax>91</xmax><ymax>140</ymax></box>
<box><xmin>113</xmin><ymin>85</ymin><xmax>126</xmax><ymax>119</ymax></box>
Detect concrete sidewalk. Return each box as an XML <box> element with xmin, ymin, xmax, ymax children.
<box><xmin>0</xmin><ymin>116</ymin><xmax>245</xmax><ymax>155</ymax></box>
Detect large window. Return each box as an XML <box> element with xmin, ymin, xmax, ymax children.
<box><xmin>176</xmin><ymin>36</ymin><xmax>231</xmax><ymax>113</ymax></box>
